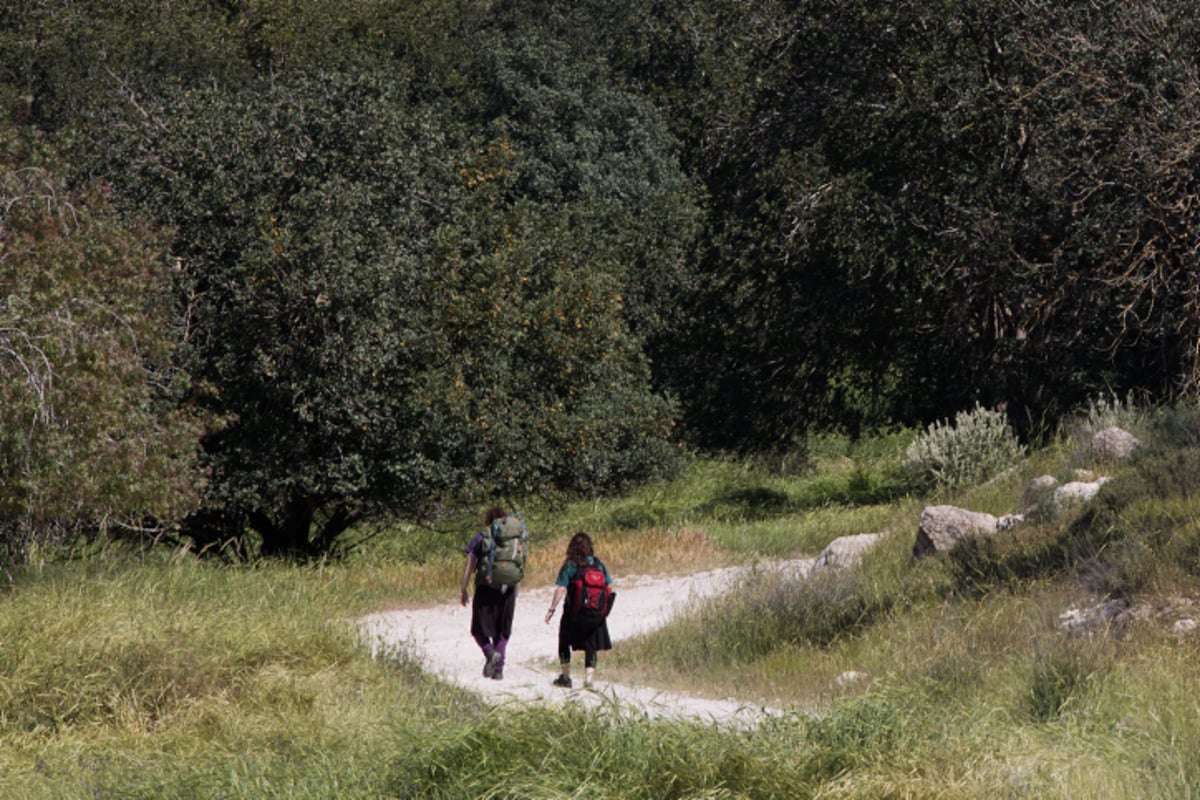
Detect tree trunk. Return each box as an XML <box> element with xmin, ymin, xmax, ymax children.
<box><xmin>252</xmin><ymin>500</ymin><xmax>315</xmax><ymax>558</ymax></box>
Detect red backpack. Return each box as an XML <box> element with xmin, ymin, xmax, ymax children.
<box><xmin>569</xmin><ymin>562</ymin><xmax>612</xmax><ymax>620</ymax></box>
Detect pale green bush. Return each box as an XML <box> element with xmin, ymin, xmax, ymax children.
<box><xmin>1061</xmin><ymin>391</ymin><xmax>1147</xmax><ymax>470</ymax></box>
<box><xmin>1064</xmin><ymin>391</ymin><xmax>1146</xmax><ymax>443</ymax></box>
<box><xmin>905</xmin><ymin>404</ymin><xmax>1025</xmax><ymax>489</ymax></box>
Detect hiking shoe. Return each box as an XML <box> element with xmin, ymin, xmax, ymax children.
<box><xmin>483</xmin><ymin>650</ymin><xmax>501</xmax><ymax>679</ymax></box>
<box><xmin>583</xmin><ymin>679</ymin><xmax>594</xmax><ymax>690</ymax></box>
<box><xmin>552</xmin><ymin>674</ymin><xmax>572</xmax><ymax>688</ymax></box>
<box><xmin>492</xmin><ymin>669</ymin><xmax>503</xmax><ymax>681</ymax></box>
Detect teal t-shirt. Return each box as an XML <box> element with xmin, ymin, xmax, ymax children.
<box><xmin>554</xmin><ymin>556</ymin><xmax>611</xmax><ymax>587</ymax></box>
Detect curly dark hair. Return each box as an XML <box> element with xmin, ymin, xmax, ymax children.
<box><xmin>565</xmin><ymin>531</ymin><xmax>594</xmax><ymax>566</ymax></box>
<box><xmin>483</xmin><ymin>506</ymin><xmax>507</xmax><ymax>526</ymax></box>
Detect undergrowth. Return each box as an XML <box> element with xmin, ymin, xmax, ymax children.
<box><xmin>5</xmin><ymin>402</ymin><xmax>1200</xmax><ymax>797</ymax></box>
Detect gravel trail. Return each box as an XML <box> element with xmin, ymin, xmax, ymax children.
<box><xmin>359</xmin><ymin>559</ymin><xmax>814</xmax><ymax>727</ymax></box>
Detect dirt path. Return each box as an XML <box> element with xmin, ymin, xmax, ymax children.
<box><xmin>359</xmin><ymin>559</ymin><xmax>814</xmax><ymax>727</ymax></box>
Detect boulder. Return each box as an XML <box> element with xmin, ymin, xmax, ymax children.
<box><xmin>1053</xmin><ymin>477</ymin><xmax>1111</xmax><ymax>511</ymax></box>
<box><xmin>912</xmin><ymin>505</ymin><xmax>999</xmax><ymax>557</ymax></box>
<box><xmin>1058</xmin><ymin>598</ymin><xmax>1129</xmax><ymax>637</ymax></box>
<box><xmin>1091</xmin><ymin>426</ymin><xmax>1142</xmax><ymax>461</ymax></box>
<box><xmin>814</xmin><ymin>533</ymin><xmax>885</xmax><ymax>570</ymax></box>
<box><xmin>1023</xmin><ymin>474</ymin><xmax>1058</xmax><ymax>503</ymax></box>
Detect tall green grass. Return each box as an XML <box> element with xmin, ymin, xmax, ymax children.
<box><xmin>0</xmin><ymin>558</ymin><xmax>473</xmax><ymax>799</ymax></box>
<box><xmin>6</xmin><ymin>415</ymin><xmax>1200</xmax><ymax>798</ymax></box>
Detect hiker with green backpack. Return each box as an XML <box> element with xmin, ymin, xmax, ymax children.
<box><xmin>460</xmin><ymin>506</ymin><xmax>528</xmax><ymax>681</ymax></box>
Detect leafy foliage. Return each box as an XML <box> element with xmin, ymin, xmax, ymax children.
<box><xmin>905</xmin><ymin>404</ymin><xmax>1025</xmax><ymax>490</ymax></box>
<box><xmin>70</xmin><ymin>61</ymin><xmax>687</xmax><ymax>556</ymax></box>
<box><xmin>7</xmin><ymin>0</ymin><xmax>1200</xmax><ymax>555</ymax></box>
<box><xmin>632</xmin><ymin>0</ymin><xmax>1200</xmax><ymax>445</ymax></box>
<box><xmin>0</xmin><ymin>129</ymin><xmax>204</xmax><ymax>561</ymax></box>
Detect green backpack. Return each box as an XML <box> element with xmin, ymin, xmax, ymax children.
<box><xmin>478</xmin><ymin>513</ymin><xmax>528</xmax><ymax>589</ymax></box>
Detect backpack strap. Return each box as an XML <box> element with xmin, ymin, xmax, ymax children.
<box><xmin>486</xmin><ymin>524</ymin><xmax>496</xmax><ymax>584</ymax></box>
<box><xmin>475</xmin><ymin>525</ymin><xmax>494</xmax><ymax>585</ymax></box>
<box><xmin>483</xmin><ymin>516</ymin><xmax>505</xmax><ymax>585</ymax></box>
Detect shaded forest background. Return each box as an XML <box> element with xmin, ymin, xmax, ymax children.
<box><xmin>2</xmin><ymin>0</ymin><xmax>1199</xmax><ymax>560</ymax></box>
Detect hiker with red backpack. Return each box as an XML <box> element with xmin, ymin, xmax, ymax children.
<box><xmin>460</xmin><ymin>506</ymin><xmax>528</xmax><ymax>681</ymax></box>
<box><xmin>544</xmin><ymin>531</ymin><xmax>615</xmax><ymax>689</ymax></box>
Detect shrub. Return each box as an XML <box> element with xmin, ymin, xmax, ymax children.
<box><xmin>1079</xmin><ymin>392</ymin><xmax>1146</xmax><ymax>437</ymax></box>
<box><xmin>0</xmin><ymin>129</ymin><xmax>205</xmax><ymax>562</ymax></box>
<box><xmin>1062</xmin><ymin>391</ymin><xmax>1148</xmax><ymax>468</ymax></box>
<box><xmin>904</xmin><ymin>404</ymin><xmax>1025</xmax><ymax>490</ymax></box>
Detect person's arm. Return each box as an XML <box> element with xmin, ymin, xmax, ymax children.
<box><xmin>460</xmin><ymin>552</ymin><xmax>477</xmax><ymax>606</ymax></box>
<box><xmin>544</xmin><ymin>586</ymin><xmax>567</xmax><ymax>624</ymax></box>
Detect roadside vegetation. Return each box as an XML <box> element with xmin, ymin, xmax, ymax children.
<box><xmin>3</xmin><ymin>398</ymin><xmax>1199</xmax><ymax>798</ymax></box>
<box><xmin>8</xmin><ymin>0</ymin><xmax>1200</xmax><ymax>562</ymax></box>
<box><xmin>4</xmin><ymin>1</ymin><xmax>1200</xmax><ymax>795</ymax></box>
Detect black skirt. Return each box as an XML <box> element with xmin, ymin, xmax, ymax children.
<box><xmin>558</xmin><ymin>611</ymin><xmax>612</xmax><ymax>653</ymax></box>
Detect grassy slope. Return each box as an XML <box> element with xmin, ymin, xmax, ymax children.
<box><xmin>2</xmin><ymin>413</ymin><xmax>1200</xmax><ymax>797</ymax></box>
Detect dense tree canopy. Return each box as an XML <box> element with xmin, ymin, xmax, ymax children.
<box><xmin>63</xmin><ymin>51</ymin><xmax>690</xmax><ymax>556</ymax></box>
<box><xmin>3</xmin><ymin>0</ymin><xmax>1200</xmax><ymax>556</ymax></box>
<box><xmin>0</xmin><ymin>130</ymin><xmax>204</xmax><ymax>559</ymax></box>
<box><xmin>628</xmin><ymin>0</ymin><xmax>1200</xmax><ymax>444</ymax></box>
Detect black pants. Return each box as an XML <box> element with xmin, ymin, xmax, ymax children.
<box><xmin>471</xmin><ymin>583</ymin><xmax>517</xmax><ymax>668</ymax></box>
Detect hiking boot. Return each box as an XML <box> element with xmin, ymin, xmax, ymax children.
<box><xmin>483</xmin><ymin>650</ymin><xmax>501</xmax><ymax>679</ymax></box>
<box><xmin>492</xmin><ymin>669</ymin><xmax>503</xmax><ymax>680</ymax></box>
<box><xmin>552</xmin><ymin>674</ymin><xmax>572</xmax><ymax>688</ymax></box>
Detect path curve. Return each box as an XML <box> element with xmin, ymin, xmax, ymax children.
<box><xmin>358</xmin><ymin>559</ymin><xmax>814</xmax><ymax>727</ymax></box>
